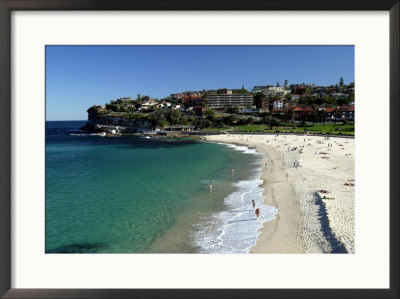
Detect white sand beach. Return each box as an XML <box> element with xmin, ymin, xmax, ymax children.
<box><xmin>203</xmin><ymin>133</ymin><xmax>355</xmax><ymax>254</ymax></box>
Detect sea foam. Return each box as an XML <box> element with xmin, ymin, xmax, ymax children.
<box><xmin>194</xmin><ymin>143</ymin><xmax>278</xmax><ymax>253</ymax></box>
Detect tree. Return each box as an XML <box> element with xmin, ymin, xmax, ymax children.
<box><xmin>246</xmin><ymin>117</ymin><xmax>254</xmax><ymax>124</ymax></box>
<box><xmin>339</xmin><ymin>77</ymin><xmax>344</xmax><ymax>87</ymax></box>
<box><xmin>311</xmin><ymin>105</ymin><xmax>319</xmax><ymax>124</ymax></box>
<box><xmin>286</xmin><ymin>109</ymin><xmax>294</xmax><ymax>126</ymax></box>
<box><xmin>333</xmin><ymin>108</ymin><xmax>342</xmax><ymax>120</ymax></box>
<box><xmin>253</xmin><ymin>92</ymin><xmax>265</xmax><ymax>109</ymax></box>
<box><xmin>318</xmin><ymin>109</ymin><xmax>327</xmax><ymax>124</ymax></box>
<box><xmin>298</xmin><ymin>96</ymin><xmax>307</xmax><ymax>105</ymax></box>
<box><xmin>237</xmin><ymin>86</ymin><xmax>249</xmax><ymax>94</ymax></box>
<box><xmin>223</xmin><ymin>115</ymin><xmax>238</xmax><ymax>126</ymax></box>
<box><xmin>87</xmin><ymin>105</ymin><xmax>102</xmax><ymax>113</ymax></box>
<box><xmin>166</xmin><ymin>109</ymin><xmax>182</xmax><ymax>125</ymax></box>
<box><xmin>226</xmin><ymin>106</ymin><xmax>239</xmax><ymax>114</ymax></box>
<box><xmin>150</xmin><ymin>109</ymin><xmax>167</xmax><ymax>128</ymax></box>
<box><xmin>204</xmin><ymin>109</ymin><xmax>215</xmax><ymax>121</ymax></box>
<box><xmin>284</xmin><ymin>80</ymin><xmax>288</xmax><ymax>88</ymax></box>
<box><xmin>337</xmin><ymin>97</ymin><xmax>349</xmax><ymax>106</ymax></box>
<box><xmin>276</xmin><ymin>82</ymin><xmax>280</xmax><ymax>87</ymax></box>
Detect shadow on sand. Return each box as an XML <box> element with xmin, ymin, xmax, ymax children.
<box><xmin>313</xmin><ymin>192</ymin><xmax>348</xmax><ymax>253</ymax></box>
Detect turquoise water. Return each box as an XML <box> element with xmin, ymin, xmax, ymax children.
<box><xmin>45</xmin><ymin>121</ymin><xmax>260</xmax><ymax>253</ymax></box>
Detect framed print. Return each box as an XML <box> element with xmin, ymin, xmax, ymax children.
<box><xmin>1</xmin><ymin>1</ymin><xmax>399</xmax><ymax>298</ymax></box>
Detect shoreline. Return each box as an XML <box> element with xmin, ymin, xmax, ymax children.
<box><xmin>203</xmin><ymin>136</ymin><xmax>304</xmax><ymax>253</ymax></box>
<box><xmin>203</xmin><ymin>134</ymin><xmax>355</xmax><ymax>254</ymax></box>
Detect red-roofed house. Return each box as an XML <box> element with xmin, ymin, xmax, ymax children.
<box><xmin>339</xmin><ymin>105</ymin><xmax>355</xmax><ymax>119</ymax></box>
<box><xmin>319</xmin><ymin>107</ymin><xmax>336</xmax><ymax>121</ymax></box>
<box><xmin>182</xmin><ymin>95</ymin><xmax>203</xmax><ymax>106</ymax></box>
<box><xmin>284</xmin><ymin>101</ymin><xmax>297</xmax><ymax>110</ymax></box>
<box><xmin>291</xmin><ymin>106</ymin><xmax>313</xmax><ymax>120</ymax></box>
<box><xmin>291</xmin><ymin>94</ymin><xmax>300</xmax><ymax>101</ymax></box>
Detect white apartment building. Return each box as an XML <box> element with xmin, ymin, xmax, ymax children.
<box><xmin>207</xmin><ymin>93</ymin><xmax>253</xmax><ymax>109</ymax></box>
<box><xmin>272</xmin><ymin>99</ymin><xmax>284</xmax><ymax>109</ymax></box>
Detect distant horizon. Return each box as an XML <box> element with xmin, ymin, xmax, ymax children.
<box><xmin>46</xmin><ymin>45</ymin><xmax>354</xmax><ymax>120</ymax></box>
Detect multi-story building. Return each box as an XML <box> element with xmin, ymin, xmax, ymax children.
<box><xmin>272</xmin><ymin>99</ymin><xmax>284</xmax><ymax>110</ymax></box>
<box><xmin>252</xmin><ymin>85</ymin><xmax>272</xmax><ymax>93</ymax></box>
<box><xmin>253</xmin><ymin>85</ymin><xmax>290</xmax><ymax>97</ymax></box>
<box><xmin>207</xmin><ymin>93</ymin><xmax>253</xmax><ymax>109</ymax></box>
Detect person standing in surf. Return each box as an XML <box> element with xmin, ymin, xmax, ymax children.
<box><xmin>252</xmin><ymin>200</ymin><xmax>256</xmax><ymax>209</ymax></box>
<box><xmin>209</xmin><ymin>180</ymin><xmax>213</xmax><ymax>190</ymax></box>
<box><xmin>255</xmin><ymin>208</ymin><xmax>260</xmax><ymax>219</ymax></box>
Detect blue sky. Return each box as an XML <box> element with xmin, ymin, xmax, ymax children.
<box><xmin>46</xmin><ymin>45</ymin><xmax>354</xmax><ymax>120</ymax></box>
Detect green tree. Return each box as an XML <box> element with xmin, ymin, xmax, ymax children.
<box><xmin>311</xmin><ymin>105</ymin><xmax>319</xmax><ymax>124</ymax></box>
<box><xmin>237</xmin><ymin>86</ymin><xmax>249</xmax><ymax>94</ymax></box>
<box><xmin>298</xmin><ymin>96</ymin><xmax>307</xmax><ymax>105</ymax></box>
<box><xmin>284</xmin><ymin>80</ymin><xmax>288</xmax><ymax>88</ymax></box>
<box><xmin>150</xmin><ymin>109</ymin><xmax>167</xmax><ymax>128</ymax></box>
<box><xmin>246</xmin><ymin>117</ymin><xmax>254</xmax><ymax>124</ymax></box>
<box><xmin>166</xmin><ymin>109</ymin><xmax>182</xmax><ymax>125</ymax></box>
<box><xmin>226</xmin><ymin>106</ymin><xmax>239</xmax><ymax>114</ymax></box>
<box><xmin>339</xmin><ymin>77</ymin><xmax>344</xmax><ymax>87</ymax></box>
<box><xmin>276</xmin><ymin>82</ymin><xmax>280</xmax><ymax>87</ymax></box>
<box><xmin>204</xmin><ymin>109</ymin><xmax>215</xmax><ymax>121</ymax></box>
<box><xmin>337</xmin><ymin>97</ymin><xmax>349</xmax><ymax>106</ymax></box>
<box><xmin>223</xmin><ymin>115</ymin><xmax>238</xmax><ymax>126</ymax></box>
<box><xmin>87</xmin><ymin>105</ymin><xmax>102</xmax><ymax>113</ymax></box>
<box><xmin>333</xmin><ymin>108</ymin><xmax>342</xmax><ymax>120</ymax></box>
<box><xmin>318</xmin><ymin>109</ymin><xmax>327</xmax><ymax>124</ymax></box>
<box><xmin>253</xmin><ymin>92</ymin><xmax>265</xmax><ymax>109</ymax></box>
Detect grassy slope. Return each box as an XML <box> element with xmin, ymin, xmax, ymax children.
<box><xmin>202</xmin><ymin>123</ymin><xmax>355</xmax><ymax>135</ymax></box>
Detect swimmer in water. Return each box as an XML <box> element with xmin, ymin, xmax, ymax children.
<box><xmin>255</xmin><ymin>208</ymin><xmax>260</xmax><ymax>219</ymax></box>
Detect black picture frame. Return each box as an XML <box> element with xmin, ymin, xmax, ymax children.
<box><xmin>0</xmin><ymin>1</ymin><xmax>399</xmax><ymax>298</ymax></box>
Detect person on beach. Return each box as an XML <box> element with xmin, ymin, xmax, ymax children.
<box><xmin>286</xmin><ymin>173</ymin><xmax>288</xmax><ymax>181</ymax></box>
<box><xmin>252</xmin><ymin>200</ymin><xmax>256</xmax><ymax>209</ymax></box>
<box><xmin>265</xmin><ymin>163</ymin><xmax>267</xmax><ymax>169</ymax></box>
<box><xmin>255</xmin><ymin>208</ymin><xmax>260</xmax><ymax>219</ymax></box>
<box><xmin>231</xmin><ymin>168</ymin><xmax>234</xmax><ymax>173</ymax></box>
<box><xmin>209</xmin><ymin>180</ymin><xmax>213</xmax><ymax>190</ymax></box>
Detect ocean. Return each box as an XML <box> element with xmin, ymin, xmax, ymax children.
<box><xmin>45</xmin><ymin>121</ymin><xmax>278</xmax><ymax>253</ymax></box>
